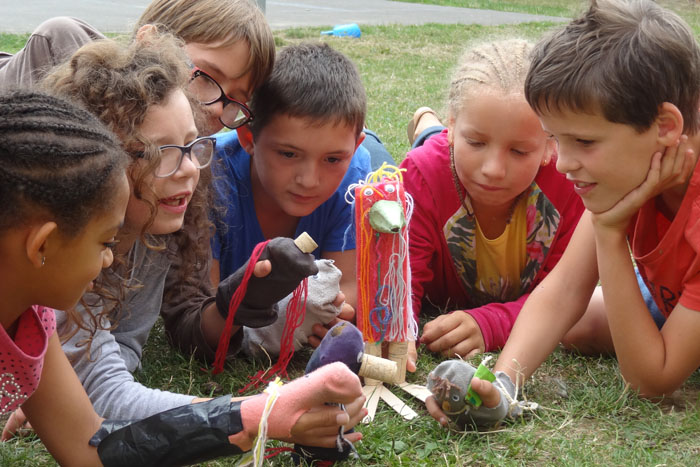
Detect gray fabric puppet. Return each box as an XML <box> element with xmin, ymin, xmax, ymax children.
<box><xmin>242</xmin><ymin>259</ymin><xmax>343</xmax><ymax>357</ymax></box>
<box><xmin>427</xmin><ymin>359</ymin><xmax>527</xmax><ymax>429</ymax></box>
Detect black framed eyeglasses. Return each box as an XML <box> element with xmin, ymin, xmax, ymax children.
<box><xmin>188</xmin><ymin>67</ymin><xmax>254</xmax><ymax>130</ymax></box>
<box><xmin>151</xmin><ymin>136</ymin><xmax>216</xmax><ymax>178</ymax></box>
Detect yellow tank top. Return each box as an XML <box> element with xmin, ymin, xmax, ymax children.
<box><xmin>474</xmin><ymin>197</ymin><xmax>527</xmax><ymax>300</ymax></box>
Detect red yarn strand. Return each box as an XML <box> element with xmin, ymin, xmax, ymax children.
<box><xmin>212</xmin><ymin>240</ymin><xmax>270</xmax><ymax>375</ymax></box>
<box><xmin>239</xmin><ymin>278</ymin><xmax>309</xmax><ymax>392</ymax></box>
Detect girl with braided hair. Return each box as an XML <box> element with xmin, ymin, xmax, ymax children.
<box><xmin>0</xmin><ymin>89</ymin><xmax>130</xmax><ymax>464</ymax></box>
<box><xmin>400</xmin><ymin>39</ymin><xmax>584</xmax><ymax>369</ymax></box>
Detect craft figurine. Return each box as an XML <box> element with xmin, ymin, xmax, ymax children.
<box><xmin>426</xmin><ymin>357</ymin><xmax>536</xmax><ymax>429</ymax></box>
<box><xmin>347</xmin><ymin>163</ymin><xmax>430</xmax><ymax>420</ymax></box>
<box><xmin>213</xmin><ymin>232</ymin><xmax>319</xmax><ymax>390</ymax></box>
<box><xmin>294</xmin><ymin>321</ymin><xmax>398</xmax><ymax>464</ymax></box>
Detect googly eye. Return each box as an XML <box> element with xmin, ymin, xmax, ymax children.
<box><xmin>363</xmin><ymin>188</ymin><xmax>373</xmax><ymax>196</ymax></box>
<box><xmin>451</xmin><ymin>394</ymin><xmax>460</xmax><ymax>402</ymax></box>
<box><xmin>385</xmin><ymin>185</ymin><xmax>395</xmax><ymax>193</ymax></box>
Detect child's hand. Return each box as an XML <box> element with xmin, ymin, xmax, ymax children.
<box><xmin>1</xmin><ymin>407</ymin><xmax>31</xmax><ymax>441</ymax></box>
<box><xmin>406</xmin><ymin>340</ymin><xmax>417</xmax><ymax>373</ymax></box>
<box><xmin>426</xmin><ymin>360</ymin><xmax>520</xmax><ymax>429</ymax></box>
<box><xmin>307</xmin><ymin>292</ymin><xmax>355</xmax><ymax>348</ymax></box>
<box><xmin>593</xmin><ymin>135</ymin><xmax>696</xmax><ymax>231</ymax></box>
<box><xmin>240</xmin><ymin>362</ymin><xmax>364</xmax><ymax>447</ymax></box>
<box><xmin>288</xmin><ymin>393</ymin><xmax>366</xmax><ymax>446</ymax></box>
<box><xmin>425</xmin><ymin>377</ymin><xmax>503</xmax><ymax>427</ymax></box>
<box><xmin>420</xmin><ymin>312</ymin><xmax>485</xmax><ymax>358</ymax></box>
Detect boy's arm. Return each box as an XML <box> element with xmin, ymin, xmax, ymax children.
<box><xmin>594</xmin><ymin>223</ymin><xmax>700</xmax><ymax>395</ymax></box>
<box><xmin>426</xmin><ymin>213</ymin><xmax>600</xmax><ymax>427</ymax></box>
<box><xmin>22</xmin><ymin>333</ymin><xmax>103</xmax><ymax>465</ymax></box>
<box><xmin>591</xmin><ymin>134</ymin><xmax>699</xmax><ymax>395</ymax></box>
<box><xmin>494</xmin><ymin>211</ymin><xmax>599</xmax><ymax>382</ymax></box>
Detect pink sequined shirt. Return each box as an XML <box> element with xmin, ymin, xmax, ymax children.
<box><xmin>0</xmin><ymin>306</ymin><xmax>56</xmax><ymax>414</ymax></box>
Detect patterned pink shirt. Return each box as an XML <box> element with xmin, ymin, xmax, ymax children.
<box><xmin>0</xmin><ymin>306</ymin><xmax>56</xmax><ymax>414</ymax></box>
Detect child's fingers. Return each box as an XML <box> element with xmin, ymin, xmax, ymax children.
<box><xmin>420</xmin><ymin>314</ymin><xmax>461</xmax><ymax>347</ymax></box>
<box><xmin>288</xmin><ymin>401</ymin><xmax>366</xmax><ymax>442</ymax></box>
<box><xmin>469</xmin><ymin>378</ymin><xmax>501</xmax><ymax>409</ymax></box>
<box><xmin>343</xmin><ymin>431</ymin><xmax>363</xmax><ymax>444</ymax></box>
<box><xmin>425</xmin><ymin>395</ymin><xmax>449</xmax><ymax>427</ymax></box>
<box><xmin>678</xmin><ymin>147</ymin><xmax>697</xmax><ymax>183</ymax></box>
<box><xmin>332</xmin><ymin>291</ymin><xmax>346</xmax><ymax>307</ymax></box>
<box><xmin>252</xmin><ymin>259</ymin><xmax>272</xmax><ymax>278</ymax></box>
<box><xmin>307</xmin><ymin>334</ymin><xmax>322</xmax><ymax>348</ymax></box>
<box><xmin>337</xmin><ymin>302</ymin><xmax>355</xmax><ymax>322</ymax></box>
<box><xmin>343</xmin><ymin>396</ymin><xmax>367</xmax><ymax>428</ymax></box>
<box><xmin>406</xmin><ymin>340</ymin><xmax>418</xmax><ymax>373</ymax></box>
<box><xmin>1</xmin><ymin>408</ymin><xmax>29</xmax><ymax>441</ymax></box>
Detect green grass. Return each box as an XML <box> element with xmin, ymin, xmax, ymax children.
<box><xmin>3</xmin><ymin>14</ymin><xmax>700</xmax><ymax>467</ymax></box>
<box><xmin>392</xmin><ymin>0</ymin><xmax>585</xmax><ymax>17</ymax></box>
<box><xmin>392</xmin><ymin>0</ymin><xmax>700</xmax><ymax>22</ymax></box>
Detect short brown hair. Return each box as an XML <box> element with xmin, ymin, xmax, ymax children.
<box><xmin>136</xmin><ymin>0</ymin><xmax>275</xmax><ymax>91</ymax></box>
<box><xmin>249</xmin><ymin>42</ymin><xmax>366</xmax><ymax>139</ymax></box>
<box><xmin>525</xmin><ymin>0</ymin><xmax>700</xmax><ymax>134</ymax></box>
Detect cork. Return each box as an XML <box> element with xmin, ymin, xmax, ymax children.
<box><xmin>293</xmin><ymin>232</ymin><xmax>318</xmax><ymax>254</ymax></box>
<box><xmin>362</xmin><ymin>342</ymin><xmax>383</xmax><ymax>386</ymax></box>
<box><xmin>359</xmin><ymin>353</ymin><xmax>398</xmax><ymax>384</ymax></box>
<box><xmin>388</xmin><ymin>341</ymin><xmax>408</xmax><ymax>384</ymax></box>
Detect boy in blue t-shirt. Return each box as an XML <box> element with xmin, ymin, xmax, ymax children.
<box><xmin>210</xmin><ymin>42</ymin><xmax>371</xmax><ymax>342</ymax></box>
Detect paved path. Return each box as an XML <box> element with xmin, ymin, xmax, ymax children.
<box><xmin>1</xmin><ymin>0</ymin><xmax>566</xmax><ymax>34</ymax></box>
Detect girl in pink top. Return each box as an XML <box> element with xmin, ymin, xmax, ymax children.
<box><xmin>0</xmin><ymin>90</ymin><xmax>130</xmax><ymax>463</ymax></box>
<box><xmin>401</xmin><ymin>39</ymin><xmax>584</xmax><ymax>369</ymax></box>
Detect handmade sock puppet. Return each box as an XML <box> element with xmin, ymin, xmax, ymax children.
<box><xmin>293</xmin><ymin>321</ymin><xmax>397</xmax><ymax>465</ymax></box>
<box><xmin>215</xmin><ymin>237</ymin><xmax>319</xmax><ymax>328</ymax></box>
<box><xmin>90</xmin><ymin>362</ymin><xmax>361</xmax><ymax>466</ymax></box>
<box><xmin>426</xmin><ymin>359</ymin><xmax>523</xmax><ymax>429</ymax></box>
<box><xmin>242</xmin><ymin>259</ymin><xmax>343</xmax><ymax>357</ymax></box>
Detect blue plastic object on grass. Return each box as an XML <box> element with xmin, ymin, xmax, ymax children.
<box><xmin>321</xmin><ymin>23</ymin><xmax>361</xmax><ymax>38</ymax></box>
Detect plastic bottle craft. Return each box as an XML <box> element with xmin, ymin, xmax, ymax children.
<box><xmin>347</xmin><ymin>163</ymin><xmax>430</xmax><ymax>420</ymax></box>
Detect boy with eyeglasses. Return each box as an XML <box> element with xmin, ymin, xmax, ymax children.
<box><xmin>0</xmin><ymin>0</ymin><xmax>274</xmax><ymax>139</ymax></box>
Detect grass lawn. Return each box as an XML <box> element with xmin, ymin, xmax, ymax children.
<box><xmin>2</xmin><ymin>6</ymin><xmax>700</xmax><ymax>467</ymax></box>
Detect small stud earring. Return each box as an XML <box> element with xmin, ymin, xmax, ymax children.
<box><xmin>41</xmin><ymin>256</ymin><xmax>46</xmax><ymax>267</ymax></box>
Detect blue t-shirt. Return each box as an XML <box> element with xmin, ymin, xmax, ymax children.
<box><xmin>211</xmin><ymin>130</ymin><xmax>371</xmax><ymax>279</ymax></box>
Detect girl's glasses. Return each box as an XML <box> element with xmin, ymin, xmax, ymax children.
<box><xmin>152</xmin><ymin>136</ymin><xmax>216</xmax><ymax>178</ymax></box>
<box><xmin>188</xmin><ymin>67</ymin><xmax>254</xmax><ymax>130</ymax></box>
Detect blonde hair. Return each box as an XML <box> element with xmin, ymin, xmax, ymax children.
<box><xmin>136</xmin><ymin>0</ymin><xmax>275</xmax><ymax>91</ymax></box>
<box><xmin>447</xmin><ymin>39</ymin><xmax>533</xmax><ymax>122</ymax></box>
